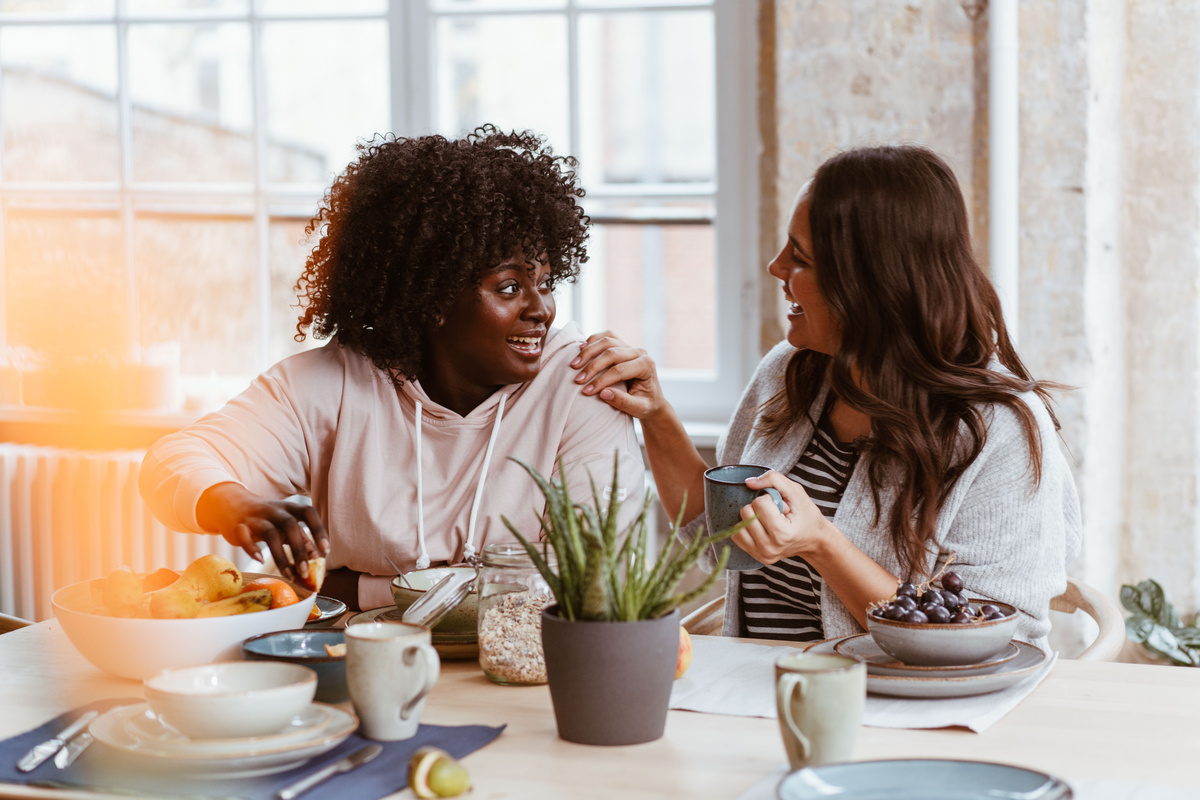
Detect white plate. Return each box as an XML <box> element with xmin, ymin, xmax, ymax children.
<box><xmin>777</xmin><ymin>759</ymin><xmax>1072</xmax><ymax>799</ymax></box>
<box><xmin>90</xmin><ymin>702</ymin><xmax>357</xmax><ymax>778</ymax></box>
<box><xmin>805</xmin><ymin>638</ymin><xmax>1049</xmax><ymax>699</ymax></box>
<box><xmin>124</xmin><ymin>703</ymin><xmax>334</xmax><ymax>756</ymax></box>
<box><xmin>833</xmin><ymin>634</ymin><xmax>1019</xmax><ymax>678</ymax></box>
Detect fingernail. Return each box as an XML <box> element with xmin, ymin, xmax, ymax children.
<box><xmin>321</xmin><ymin>540</ymin><xmax>331</xmax><ymax>555</ymax></box>
<box><xmin>600</xmin><ymin>388</ymin><xmax>614</xmax><ymax>400</ymax></box>
<box><xmin>583</xmin><ymin>384</ymin><xmax>594</xmax><ymax>394</ymax></box>
<box><xmin>253</xmin><ymin>551</ymin><xmax>264</xmax><ymax>563</ymax></box>
<box><xmin>570</xmin><ymin>357</ymin><xmax>581</xmax><ymax>367</ymax></box>
<box><xmin>298</xmin><ymin>560</ymin><xmax>309</xmax><ymax>578</ymax></box>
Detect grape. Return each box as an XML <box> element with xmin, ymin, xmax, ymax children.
<box><xmin>942</xmin><ymin>571</ymin><xmax>964</xmax><ymax>593</ymax></box>
<box><xmin>884</xmin><ymin>604</ymin><xmax>907</xmax><ymax>621</ymax></box>
<box><xmin>979</xmin><ymin>603</ymin><xmax>1001</xmax><ymax>617</ymax></box>
<box><xmin>903</xmin><ymin>609</ymin><xmax>929</xmax><ymax>624</ymax></box>
<box><xmin>894</xmin><ymin>595</ymin><xmax>918</xmax><ymax>612</ymax></box>
<box><xmin>871</xmin><ymin>605</ymin><xmax>888</xmax><ymax>618</ymax></box>
<box><xmin>942</xmin><ymin>592</ymin><xmax>964</xmax><ymax>611</ymax></box>
<box><xmin>950</xmin><ymin>611</ymin><xmax>973</xmax><ymax>624</ymax></box>
<box><xmin>926</xmin><ymin>606</ymin><xmax>952</xmax><ymax>624</ymax></box>
<box><xmin>896</xmin><ymin>582</ymin><xmax>918</xmax><ymax>599</ymax></box>
<box><xmin>919</xmin><ymin>589</ymin><xmax>944</xmax><ymax>607</ymax></box>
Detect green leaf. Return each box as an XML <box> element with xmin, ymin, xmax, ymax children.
<box><xmin>1119</xmin><ymin>580</ymin><xmax>1181</xmax><ymax>629</ymax></box>
<box><xmin>1144</xmin><ymin>625</ymin><xmax>1198</xmax><ymax>666</ymax></box>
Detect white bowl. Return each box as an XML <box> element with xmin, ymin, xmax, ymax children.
<box><xmin>145</xmin><ymin>661</ymin><xmax>317</xmax><ymax>740</ymax></box>
<box><xmin>52</xmin><ymin>572</ymin><xmax>317</xmax><ymax>681</ymax></box>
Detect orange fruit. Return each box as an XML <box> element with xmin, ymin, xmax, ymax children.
<box><xmin>241</xmin><ymin>577</ymin><xmax>300</xmax><ymax>609</ymax></box>
<box><xmin>308</xmin><ymin>603</ymin><xmax>323</xmax><ymax>622</ymax></box>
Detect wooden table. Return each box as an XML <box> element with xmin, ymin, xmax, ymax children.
<box><xmin>2</xmin><ymin>619</ymin><xmax>1199</xmax><ymax>798</ymax></box>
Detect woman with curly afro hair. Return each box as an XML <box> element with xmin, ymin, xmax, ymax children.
<box><xmin>140</xmin><ymin>126</ymin><xmax>645</xmax><ymax>610</ymax></box>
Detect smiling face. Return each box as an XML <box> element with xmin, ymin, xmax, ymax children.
<box><xmin>422</xmin><ymin>251</ymin><xmax>556</xmax><ymax>415</ymax></box>
<box><xmin>767</xmin><ymin>188</ymin><xmax>841</xmax><ymax>355</ymax></box>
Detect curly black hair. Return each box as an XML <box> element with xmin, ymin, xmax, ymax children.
<box><xmin>294</xmin><ymin>125</ymin><xmax>588</xmax><ymax>382</ymax></box>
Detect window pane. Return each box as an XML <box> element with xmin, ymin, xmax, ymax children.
<box><xmin>263</xmin><ymin>20</ymin><xmax>388</xmax><ymax>185</ymax></box>
<box><xmin>257</xmin><ymin>0</ymin><xmax>384</xmax><ymax>13</ymax></box>
<box><xmin>1</xmin><ymin>25</ymin><xmax>119</xmax><ymax>181</ymax></box>
<box><xmin>133</xmin><ymin>215</ymin><xmax>257</xmax><ymax>377</ymax></box>
<box><xmin>0</xmin><ymin>0</ymin><xmax>113</xmax><ymax>13</ymax></box>
<box><xmin>587</xmin><ymin>221</ymin><xmax>714</xmax><ymax>374</ymax></box>
<box><xmin>128</xmin><ymin>23</ymin><xmax>253</xmax><ymax>183</ymax></box>
<box><xmin>432</xmin><ymin>0</ymin><xmax>563</xmax><ymax>9</ymax></box>
<box><xmin>578</xmin><ymin>10</ymin><xmax>714</xmax><ymax>185</ymax></box>
<box><xmin>4</xmin><ymin>210</ymin><xmax>128</xmax><ymax>359</ymax></box>
<box><xmin>269</xmin><ymin>218</ymin><xmax>322</xmax><ymax>364</ymax></box>
<box><xmin>435</xmin><ymin>15</ymin><xmax>568</xmax><ymax>152</ymax></box>
<box><xmin>578</xmin><ymin>0</ymin><xmax>710</xmax><ymax>7</ymax></box>
<box><xmin>126</xmin><ymin>0</ymin><xmax>248</xmax><ymax>14</ymax></box>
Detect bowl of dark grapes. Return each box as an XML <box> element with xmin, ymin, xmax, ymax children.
<box><xmin>866</xmin><ymin>567</ymin><xmax>1018</xmax><ymax>667</ymax></box>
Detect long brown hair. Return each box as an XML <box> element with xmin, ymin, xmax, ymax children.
<box><xmin>762</xmin><ymin>145</ymin><xmax>1060</xmax><ymax>576</ymax></box>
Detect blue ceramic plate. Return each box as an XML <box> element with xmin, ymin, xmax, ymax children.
<box><xmin>777</xmin><ymin>759</ymin><xmax>1072</xmax><ymax>800</ymax></box>
<box><xmin>242</xmin><ymin>628</ymin><xmax>347</xmax><ymax>703</ymax></box>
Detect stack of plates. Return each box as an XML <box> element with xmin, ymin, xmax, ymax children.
<box><xmin>347</xmin><ymin>606</ymin><xmax>479</xmax><ymax>659</ymax></box>
<box><xmin>806</xmin><ymin>635</ymin><xmax>1050</xmax><ymax>699</ymax></box>
<box><xmin>89</xmin><ymin>702</ymin><xmax>357</xmax><ymax>778</ymax></box>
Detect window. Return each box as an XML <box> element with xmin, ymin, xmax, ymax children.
<box><xmin>0</xmin><ymin>0</ymin><xmax>757</xmax><ymax>425</ymax></box>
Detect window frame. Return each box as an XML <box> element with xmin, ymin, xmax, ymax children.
<box><xmin>0</xmin><ymin>0</ymin><xmax>759</xmax><ymax>427</ymax></box>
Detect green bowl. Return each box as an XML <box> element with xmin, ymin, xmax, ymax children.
<box><xmin>390</xmin><ymin>567</ymin><xmax>478</xmax><ymax>635</ymax></box>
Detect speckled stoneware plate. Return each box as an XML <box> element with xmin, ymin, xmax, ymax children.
<box><xmin>805</xmin><ymin>637</ymin><xmax>1049</xmax><ymax>699</ymax></box>
<box><xmin>833</xmin><ymin>633</ymin><xmax>1019</xmax><ymax>678</ymax></box>
<box><xmin>345</xmin><ymin>606</ymin><xmax>479</xmax><ymax>659</ymax></box>
<box><xmin>306</xmin><ymin>595</ymin><xmax>348</xmax><ymax>626</ymax></box>
<box><xmin>777</xmin><ymin>759</ymin><xmax>1072</xmax><ymax>800</ymax></box>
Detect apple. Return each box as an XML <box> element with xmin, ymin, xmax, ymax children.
<box><xmin>675</xmin><ymin>626</ymin><xmax>693</xmax><ymax>680</ymax></box>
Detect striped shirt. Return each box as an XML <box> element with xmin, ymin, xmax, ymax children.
<box><xmin>738</xmin><ymin>410</ymin><xmax>860</xmax><ymax>641</ymax></box>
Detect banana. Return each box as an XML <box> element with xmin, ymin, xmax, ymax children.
<box><xmin>195</xmin><ymin>588</ymin><xmax>272</xmax><ymax>618</ymax></box>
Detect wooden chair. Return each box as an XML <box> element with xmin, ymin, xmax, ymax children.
<box><xmin>1050</xmin><ymin>577</ymin><xmax>1124</xmax><ymax>662</ymax></box>
<box><xmin>680</xmin><ymin>577</ymin><xmax>1125</xmax><ymax>662</ymax></box>
<box><xmin>0</xmin><ymin>612</ymin><xmax>32</xmax><ymax>634</ymax></box>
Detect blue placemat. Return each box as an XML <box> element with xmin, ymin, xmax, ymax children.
<box><xmin>1</xmin><ymin>698</ymin><xmax>505</xmax><ymax>800</ymax></box>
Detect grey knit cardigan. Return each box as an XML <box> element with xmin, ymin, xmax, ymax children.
<box><xmin>684</xmin><ymin>342</ymin><xmax>1082</xmax><ymax>648</ymax></box>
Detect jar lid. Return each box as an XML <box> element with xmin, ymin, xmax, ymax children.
<box><xmin>481</xmin><ymin>541</ymin><xmax>556</xmax><ymax>568</ymax></box>
<box><xmin>401</xmin><ymin>571</ymin><xmax>474</xmax><ymax>628</ymax></box>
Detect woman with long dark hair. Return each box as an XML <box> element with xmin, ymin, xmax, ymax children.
<box><xmin>574</xmin><ymin>145</ymin><xmax>1080</xmax><ymax>645</ymax></box>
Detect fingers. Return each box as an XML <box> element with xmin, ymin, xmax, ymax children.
<box><xmin>595</xmin><ymin>385</ymin><xmax>660</xmax><ymax>419</ymax></box>
<box><xmin>222</xmin><ymin>523</ymin><xmax>264</xmax><ymax>565</ymax></box>
<box><xmin>746</xmin><ymin>470</ymin><xmax>805</xmax><ymax>508</ymax></box>
<box><xmin>300</xmin><ymin>505</ymin><xmax>331</xmax><ymax>556</ymax></box>
<box><xmin>249</xmin><ymin>518</ymin><xmax>295</xmax><ymax>581</ymax></box>
<box><xmin>571</xmin><ymin>330</ymin><xmax>625</xmax><ymax>368</ymax></box>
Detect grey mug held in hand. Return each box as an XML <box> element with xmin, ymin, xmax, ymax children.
<box><xmin>345</xmin><ymin>621</ymin><xmax>440</xmax><ymax>741</ymax></box>
<box><xmin>703</xmin><ymin>464</ymin><xmax>785</xmax><ymax>571</ymax></box>
<box><xmin>774</xmin><ymin>652</ymin><xmax>866</xmax><ymax>770</ymax></box>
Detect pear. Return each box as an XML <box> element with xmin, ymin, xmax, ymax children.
<box><xmin>148</xmin><ymin>555</ymin><xmax>243</xmax><ymax>619</ymax></box>
<box><xmin>102</xmin><ymin>566</ymin><xmax>145</xmax><ymax>618</ymax></box>
<box><xmin>408</xmin><ymin>747</ymin><xmax>471</xmax><ymax>799</ymax></box>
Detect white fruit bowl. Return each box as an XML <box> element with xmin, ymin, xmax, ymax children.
<box><xmin>52</xmin><ymin>572</ymin><xmax>316</xmax><ymax>681</ymax></box>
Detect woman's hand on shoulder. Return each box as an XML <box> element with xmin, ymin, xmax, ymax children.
<box><xmin>571</xmin><ymin>330</ymin><xmax>667</xmax><ymax>420</ymax></box>
<box><xmin>196</xmin><ymin>482</ymin><xmax>331</xmax><ymax>584</ymax></box>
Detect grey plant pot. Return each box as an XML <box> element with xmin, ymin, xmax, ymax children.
<box><xmin>540</xmin><ymin>605</ymin><xmax>681</xmax><ymax>746</ymax></box>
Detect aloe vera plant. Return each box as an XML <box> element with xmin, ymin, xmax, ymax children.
<box><xmin>501</xmin><ymin>454</ymin><xmax>745</xmax><ymax>622</ymax></box>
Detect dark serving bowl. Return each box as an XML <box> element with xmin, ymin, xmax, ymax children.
<box><xmin>242</xmin><ymin>628</ymin><xmax>347</xmax><ymax>703</ymax></box>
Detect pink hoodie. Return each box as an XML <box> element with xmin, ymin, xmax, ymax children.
<box><xmin>139</xmin><ymin>323</ymin><xmax>645</xmax><ymax>609</ymax></box>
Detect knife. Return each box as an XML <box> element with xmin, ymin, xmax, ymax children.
<box><xmin>275</xmin><ymin>744</ymin><xmax>383</xmax><ymax>800</ymax></box>
<box><xmin>16</xmin><ymin>710</ymin><xmax>99</xmax><ymax>773</ymax></box>
<box><xmin>53</xmin><ymin>730</ymin><xmax>94</xmax><ymax>769</ymax></box>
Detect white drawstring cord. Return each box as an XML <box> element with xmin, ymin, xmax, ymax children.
<box><xmin>463</xmin><ymin>393</ymin><xmax>508</xmax><ymax>560</ymax></box>
<box><xmin>413</xmin><ymin>399</ymin><xmax>430</xmax><ymax>570</ymax></box>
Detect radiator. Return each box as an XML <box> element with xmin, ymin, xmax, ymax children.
<box><xmin>0</xmin><ymin>444</ymin><xmax>240</xmax><ymax>622</ymax></box>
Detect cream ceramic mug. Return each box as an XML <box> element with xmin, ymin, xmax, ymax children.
<box><xmin>345</xmin><ymin>621</ymin><xmax>440</xmax><ymax>741</ymax></box>
<box><xmin>774</xmin><ymin>652</ymin><xmax>865</xmax><ymax>769</ymax></box>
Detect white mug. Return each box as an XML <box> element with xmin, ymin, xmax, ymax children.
<box><xmin>775</xmin><ymin>652</ymin><xmax>865</xmax><ymax>769</ymax></box>
<box><xmin>345</xmin><ymin>621</ymin><xmax>440</xmax><ymax>741</ymax></box>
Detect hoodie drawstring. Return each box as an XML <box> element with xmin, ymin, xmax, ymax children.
<box><xmin>412</xmin><ymin>393</ymin><xmax>508</xmax><ymax>570</ymax></box>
